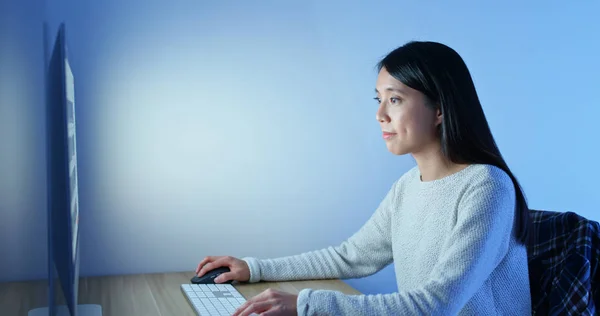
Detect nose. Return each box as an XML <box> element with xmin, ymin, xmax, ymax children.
<box><xmin>376</xmin><ymin>105</ymin><xmax>390</xmax><ymax>123</ymax></box>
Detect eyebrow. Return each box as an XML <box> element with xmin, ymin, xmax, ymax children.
<box><xmin>375</xmin><ymin>87</ymin><xmax>406</xmax><ymax>95</ymax></box>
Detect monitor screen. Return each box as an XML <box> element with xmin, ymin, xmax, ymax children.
<box><xmin>28</xmin><ymin>22</ymin><xmax>100</xmax><ymax>316</ymax></box>
<box><xmin>65</xmin><ymin>58</ymin><xmax>79</xmax><ymax>264</ymax></box>
<box><xmin>44</xmin><ymin>23</ymin><xmax>80</xmax><ymax>315</ymax></box>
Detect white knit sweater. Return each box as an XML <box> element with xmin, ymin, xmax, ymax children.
<box><xmin>243</xmin><ymin>164</ymin><xmax>532</xmax><ymax>315</ymax></box>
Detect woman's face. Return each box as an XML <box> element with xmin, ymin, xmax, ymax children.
<box><xmin>375</xmin><ymin>67</ymin><xmax>442</xmax><ymax>156</ymax></box>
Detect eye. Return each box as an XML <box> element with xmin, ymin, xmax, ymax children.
<box><xmin>390</xmin><ymin>97</ymin><xmax>401</xmax><ymax>104</ymax></box>
<box><xmin>373</xmin><ymin>97</ymin><xmax>381</xmax><ymax>104</ymax></box>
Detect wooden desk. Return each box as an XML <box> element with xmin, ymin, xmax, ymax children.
<box><xmin>0</xmin><ymin>272</ymin><xmax>361</xmax><ymax>316</ymax></box>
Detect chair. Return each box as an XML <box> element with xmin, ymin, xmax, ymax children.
<box><xmin>527</xmin><ymin>209</ymin><xmax>600</xmax><ymax>315</ymax></box>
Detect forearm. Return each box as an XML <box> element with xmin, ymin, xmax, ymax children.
<box><xmin>296</xmin><ymin>289</ymin><xmax>404</xmax><ymax>316</ymax></box>
<box><xmin>243</xmin><ymin>241</ymin><xmax>392</xmax><ymax>283</ymax></box>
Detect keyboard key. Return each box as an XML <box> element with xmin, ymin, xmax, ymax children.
<box><xmin>219</xmin><ymin>297</ymin><xmax>229</xmax><ymax>307</ymax></box>
<box><xmin>213</xmin><ymin>300</ymin><xmax>224</xmax><ymax>309</ymax></box>
<box><xmin>215</xmin><ymin>284</ymin><xmax>228</xmax><ymax>290</ymax></box>
<box><xmin>232</xmin><ymin>291</ymin><xmax>243</xmax><ymax>298</ymax></box>
<box><xmin>182</xmin><ymin>283</ymin><xmax>246</xmax><ymax>315</ymax></box>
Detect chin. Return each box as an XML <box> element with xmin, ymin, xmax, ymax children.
<box><xmin>386</xmin><ymin>144</ymin><xmax>410</xmax><ymax>156</ymax></box>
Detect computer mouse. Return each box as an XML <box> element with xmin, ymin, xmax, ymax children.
<box><xmin>191</xmin><ymin>266</ymin><xmax>233</xmax><ymax>284</ymax></box>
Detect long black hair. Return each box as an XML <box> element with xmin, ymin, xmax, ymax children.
<box><xmin>377</xmin><ymin>41</ymin><xmax>530</xmax><ymax>244</ymax></box>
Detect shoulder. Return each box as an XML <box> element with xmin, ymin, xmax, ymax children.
<box><xmin>458</xmin><ymin>164</ymin><xmax>516</xmax><ymax>216</ymax></box>
<box><xmin>459</xmin><ymin>164</ymin><xmax>514</xmax><ymax>192</ymax></box>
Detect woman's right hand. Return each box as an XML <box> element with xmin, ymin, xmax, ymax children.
<box><xmin>195</xmin><ymin>256</ymin><xmax>251</xmax><ymax>284</ymax></box>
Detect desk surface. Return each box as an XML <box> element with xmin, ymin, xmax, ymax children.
<box><xmin>0</xmin><ymin>272</ymin><xmax>361</xmax><ymax>316</ymax></box>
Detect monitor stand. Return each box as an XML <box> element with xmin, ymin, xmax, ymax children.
<box><xmin>28</xmin><ymin>304</ymin><xmax>102</xmax><ymax>316</ymax></box>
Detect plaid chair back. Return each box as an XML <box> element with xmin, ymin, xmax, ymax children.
<box><xmin>528</xmin><ymin>209</ymin><xmax>600</xmax><ymax>315</ymax></box>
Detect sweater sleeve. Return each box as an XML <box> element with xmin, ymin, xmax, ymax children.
<box><xmin>241</xmin><ymin>179</ymin><xmax>400</xmax><ymax>283</ymax></box>
<box><xmin>295</xmin><ymin>171</ymin><xmax>517</xmax><ymax>315</ymax></box>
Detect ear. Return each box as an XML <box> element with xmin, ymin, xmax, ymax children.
<box><xmin>435</xmin><ymin>107</ymin><xmax>443</xmax><ymax>127</ymax></box>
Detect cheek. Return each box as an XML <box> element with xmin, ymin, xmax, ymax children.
<box><xmin>415</xmin><ymin>110</ymin><xmax>438</xmax><ymax>137</ymax></box>
<box><xmin>392</xmin><ymin>112</ymin><xmax>432</xmax><ymax>143</ymax></box>
<box><xmin>391</xmin><ymin>112</ymin><xmax>413</xmax><ymax>137</ymax></box>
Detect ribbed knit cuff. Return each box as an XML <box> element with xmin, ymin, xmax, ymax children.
<box><xmin>241</xmin><ymin>257</ymin><xmax>261</xmax><ymax>283</ymax></box>
<box><xmin>296</xmin><ymin>288</ymin><xmax>312</xmax><ymax>316</ymax></box>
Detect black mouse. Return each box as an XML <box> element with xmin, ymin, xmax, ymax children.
<box><xmin>191</xmin><ymin>266</ymin><xmax>233</xmax><ymax>284</ymax></box>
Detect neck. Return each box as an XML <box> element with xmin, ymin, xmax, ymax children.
<box><xmin>412</xmin><ymin>143</ymin><xmax>467</xmax><ymax>182</ymax></box>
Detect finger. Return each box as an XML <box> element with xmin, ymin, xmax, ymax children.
<box><xmin>234</xmin><ymin>300</ymin><xmax>273</xmax><ymax>316</ymax></box>
<box><xmin>233</xmin><ymin>290</ymin><xmax>272</xmax><ymax>316</ymax></box>
<box><xmin>214</xmin><ymin>271</ymin><xmax>236</xmax><ymax>283</ymax></box>
<box><xmin>195</xmin><ymin>256</ymin><xmax>215</xmax><ymax>274</ymax></box>
<box><xmin>198</xmin><ymin>257</ymin><xmax>228</xmax><ymax>277</ymax></box>
<box><xmin>260</xmin><ymin>309</ymin><xmax>282</xmax><ymax>316</ymax></box>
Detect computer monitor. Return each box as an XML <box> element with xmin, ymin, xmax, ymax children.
<box><xmin>28</xmin><ymin>23</ymin><xmax>101</xmax><ymax>316</ymax></box>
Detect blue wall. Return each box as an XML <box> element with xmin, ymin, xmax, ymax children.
<box><xmin>0</xmin><ymin>0</ymin><xmax>47</xmax><ymax>283</ymax></box>
<box><xmin>1</xmin><ymin>1</ymin><xmax>598</xmax><ymax>296</ymax></box>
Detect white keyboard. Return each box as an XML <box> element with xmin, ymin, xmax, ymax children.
<box><xmin>181</xmin><ymin>283</ymin><xmax>247</xmax><ymax>316</ymax></box>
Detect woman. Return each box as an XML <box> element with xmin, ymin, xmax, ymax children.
<box><xmin>195</xmin><ymin>41</ymin><xmax>532</xmax><ymax>315</ymax></box>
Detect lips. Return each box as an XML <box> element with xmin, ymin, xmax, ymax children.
<box><xmin>383</xmin><ymin>132</ymin><xmax>396</xmax><ymax>139</ymax></box>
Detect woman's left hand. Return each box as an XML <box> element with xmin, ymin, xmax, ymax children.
<box><xmin>232</xmin><ymin>288</ymin><xmax>298</xmax><ymax>316</ymax></box>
